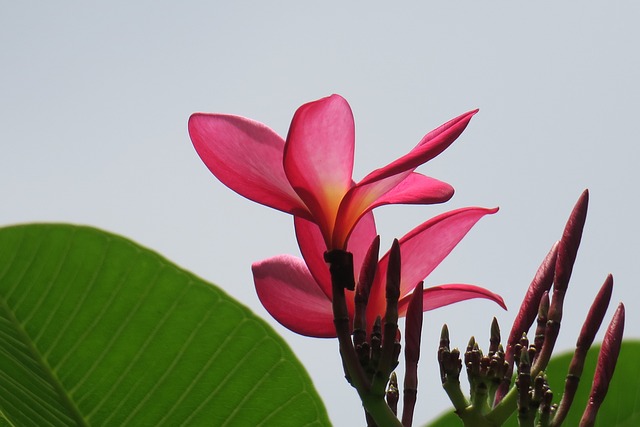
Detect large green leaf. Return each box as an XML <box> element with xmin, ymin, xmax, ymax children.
<box><xmin>425</xmin><ymin>340</ymin><xmax>640</xmax><ymax>427</ymax></box>
<box><xmin>0</xmin><ymin>224</ymin><xmax>330</xmax><ymax>426</ymax></box>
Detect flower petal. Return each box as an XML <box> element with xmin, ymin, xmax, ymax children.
<box><xmin>252</xmin><ymin>255</ymin><xmax>336</xmax><ymax>338</ymax></box>
<box><xmin>347</xmin><ymin>212</ymin><xmax>378</xmax><ymax>277</ymax></box>
<box><xmin>295</xmin><ymin>211</ymin><xmax>378</xmax><ymax>300</ymax></box>
<box><xmin>369</xmin><ymin>173</ymin><xmax>454</xmax><ymax>207</ymax></box>
<box><xmin>294</xmin><ymin>217</ymin><xmax>331</xmax><ymax>297</ymax></box>
<box><xmin>367</xmin><ymin>206</ymin><xmax>498</xmax><ymax>319</ymax></box>
<box><xmin>333</xmin><ymin>173</ymin><xmax>454</xmax><ymax>248</ymax></box>
<box><xmin>398</xmin><ymin>284</ymin><xmax>507</xmax><ymax>316</ymax></box>
<box><xmin>395</xmin><ymin>206</ymin><xmax>498</xmax><ymax>298</ymax></box>
<box><xmin>284</xmin><ymin>95</ymin><xmax>356</xmax><ymax>246</ymax></box>
<box><xmin>189</xmin><ymin>113</ymin><xmax>310</xmax><ymax>218</ymax></box>
<box><xmin>360</xmin><ymin>109</ymin><xmax>478</xmax><ymax>185</ymax></box>
<box><xmin>331</xmin><ymin>110</ymin><xmax>477</xmax><ymax>248</ymax></box>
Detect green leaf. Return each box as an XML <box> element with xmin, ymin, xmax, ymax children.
<box><xmin>424</xmin><ymin>340</ymin><xmax>640</xmax><ymax>427</ymax></box>
<box><xmin>0</xmin><ymin>224</ymin><xmax>330</xmax><ymax>426</ymax></box>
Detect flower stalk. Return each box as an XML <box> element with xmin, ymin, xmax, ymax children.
<box><xmin>438</xmin><ymin>324</ymin><xmax>468</xmax><ymax>413</ymax></box>
<box><xmin>325</xmin><ymin>247</ymin><xmax>403</xmax><ymax>427</ymax></box>
<box><xmin>402</xmin><ymin>282</ymin><xmax>424</xmax><ymax>427</ymax></box>
<box><xmin>372</xmin><ymin>240</ymin><xmax>401</xmax><ymax>395</ymax></box>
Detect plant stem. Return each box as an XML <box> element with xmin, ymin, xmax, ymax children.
<box><xmin>326</xmin><ymin>250</ymin><xmax>403</xmax><ymax>427</ymax></box>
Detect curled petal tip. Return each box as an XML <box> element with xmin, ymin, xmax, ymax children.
<box><xmin>400</xmin><ymin>283</ymin><xmax>506</xmax><ymax>315</ymax></box>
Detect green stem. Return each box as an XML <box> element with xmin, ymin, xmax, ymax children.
<box><xmin>361</xmin><ymin>393</ymin><xmax>404</xmax><ymax>427</ymax></box>
<box><xmin>486</xmin><ymin>384</ymin><xmax>518</xmax><ymax>425</ymax></box>
<box><xmin>443</xmin><ymin>377</ymin><xmax>468</xmax><ymax>413</ymax></box>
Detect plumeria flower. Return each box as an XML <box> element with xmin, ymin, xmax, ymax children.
<box><xmin>252</xmin><ymin>207</ymin><xmax>506</xmax><ymax>338</ymax></box>
<box><xmin>189</xmin><ymin>94</ymin><xmax>477</xmax><ymax>250</ymax></box>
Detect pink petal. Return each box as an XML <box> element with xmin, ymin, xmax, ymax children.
<box><xmin>367</xmin><ymin>206</ymin><xmax>498</xmax><ymax>319</ymax></box>
<box><xmin>252</xmin><ymin>255</ymin><xmax>336</xmax><ymax>338</ymax></box>
<box><xmin>369</xmin><ymin>173</ymin><xmax>454</xmax><ymax>207</ymax></box>
<box><xmin>398</xmin><ymin>284</ymin><xmax>507</xmax><ymax>316</ymax></box>
<box><xmin>332</xmin><ymin>173</ymin><xmax>454</xmax><ymax>248</ymax></box>
<box><xmin>331</xmin><ymin>110</ymin><xmax>476</xmax><ymax>249</ymax></box>
<box><xmin>395</xmin><ymin>206</ymin><xmax>498</xmax><ymax>297</ymax></box>
<box><xmin>294</xmin><ymin>216</ymin><xmax>332</xmax><ymax>297</ymax></box>
<box><xmin>360</xmin><ymin>110</ymin><xmax>478</xmax><ymax>185</ymax></box>
<box><xmin>347</xmin><ymin>212</ymin><xmax>379</xmax><ymax>277</ymax></box>
<box><xmin>189</xmin><ymin>113</ymin><xmax>310</xmax><ymax>218</ymax></box>
<box><xmin>284</xmin><ymin>95</ymin><xmax>356</xmax><ymax>246</ymax></box>
<box><xmin>294</xmin><ymin>211</ymin><xmax>378</xmax><ymax>300</ymax></box>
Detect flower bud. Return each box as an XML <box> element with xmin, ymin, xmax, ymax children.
<box><xmin>580</xmin><ymin>303</ymin><xmax>625</xmax><ymax>427</ymax></box>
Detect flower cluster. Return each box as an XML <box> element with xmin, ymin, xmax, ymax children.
<box><xmin>189</xmin><ymin>95</ymin><xmax>624</xmax><ymax>427</ymax></box>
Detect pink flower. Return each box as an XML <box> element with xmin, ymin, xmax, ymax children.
<box><xmin>252</xmin><ymin>207</ymin><xmax>506</xmax><ymax>338</ymax></box>
<box><xmin>189</xmin><ymin>94</ymin><xmax>476</xmax><ymax>250</ymax></box>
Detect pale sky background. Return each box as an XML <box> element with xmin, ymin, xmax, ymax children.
<box><xmin>2</xmin><ymin>2</ymin><xmax>639</xmax><ymax>426</ymax></box>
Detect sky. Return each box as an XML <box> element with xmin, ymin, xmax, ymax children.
<box><xmin>2</xmin><ymin>2</ymin><xmax>639</xmax><ymax>425</ymax></box>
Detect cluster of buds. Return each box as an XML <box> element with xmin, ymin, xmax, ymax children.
<box><xmin>465</xmin><ymin>319</ymin><xmax>509</xmax><ymax>408</ymax></box>
<box><xmin>437</xmin><ymin>190</ymin><xmax>625</xmax><ymax>427</ymax></box>
<box><xmin>325</xmin><ymin>238</ymin><xmax>424</xmax><ymax>427</ymax></box>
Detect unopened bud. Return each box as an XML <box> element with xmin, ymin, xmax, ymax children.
<box><xmin>354</xmin><ymin>235</ymin><xmax>380</xmax><ymax>339</ymax></box>
<box><xmin>555</xmin><ymin>275</ymin><xmax>614</xmax><ymax>426</ymax></box>
<box><xmin>507</xmin><ymin>242</ymin><xmax>558</xmax><ymax>357</ymax></box>
<box><xmin>498</xmin><ymin>243</ymin><xmax>557</xmax><ymax>404</ymax></box>
<box><xmin>440</xmin><ymin>324</ymin><xmax>450</xmax><ymax>349</ymax></box>
<box><xmin>554</xmin><ymin>189</ymin><xmax>589</xmax><ymax>294</ymax></box>
<box><xmin>489</xmin><ymin>317</ymin><xmax>501</xmax><ymax>355</ymax></box>
<box><xmin>533</xmin><ymin>291</ymin><xmax>550</xmax><ymax>359</ymax></box>
<box><xmin>405</xmin><ymin>282</ymin><xmax>424</xmax><ymax>365</ymax></box>
<box><xmin>386</xmin><ymin>372</ymin><xmax>399</xmax><ymax>415</ymax></box>
<box><xmin>385</xmin><ymin>239</ymin><xmax>401</xmax><ymax>302</ymax></box>
<box><xmin>580</xmin><ymin>303</ymin><xmax>625</xmax><ymax>427</ymax></box>
<box><xmin>575</xmin><ymin>275</ymin><xmax>614</xmax><ymax>361</ymax></box>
